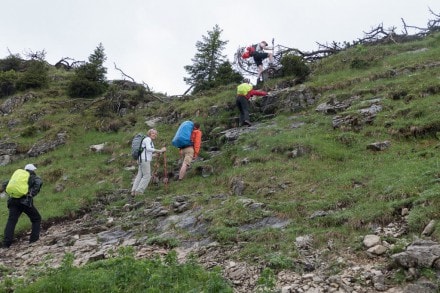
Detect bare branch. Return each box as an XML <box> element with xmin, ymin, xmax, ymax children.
<box><xmin>113</xmin><ymin>63</ymin><xmax>135</xmax><ymax>82</ymax></box>
<box><xmin>401</xmin><ymin>18</ymin><xmax>409</xmax><ymax>35</ymax></box>
<box><xmin>183</xmin><ymin>85</ymin><xmax>194</xmax><ymax>96</ymax></box>
<box><xmin>23</xmin><ymin>49</ymin><xmax>47</xmax><ymax>61</ymax></box>
<box><xmin>54</xmin><ymin>57</ymin><xmax>85</xmax><ymax>70</ymax></box>
<box><xmin>141</xmin><ymin>81</ymin><xmax>150</xmax><ymax>92</ymax></box>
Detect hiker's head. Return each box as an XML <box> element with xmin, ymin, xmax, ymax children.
<box><xmin>194</xmin><ymin>122</ymin><xmax>200</xmax><ymax>130</ymax></box>
<box><xmin>25</xmin><ymin>164</ymin><xmax>37</xmax><ymax>171</ymax></box>
<box><xmin>147</xmin><ymin>129</ymin><xmax>158</xmax><ymax>139</ymax></box>
<box><xmin>261</xmin><ymin>41</ymin><xmax>268</xmax><ymax>47</ymax></box>
<box><xmin>243</xmin><ymin>78</ymin><xmax>250</xmax><ymax>83</ymax></box>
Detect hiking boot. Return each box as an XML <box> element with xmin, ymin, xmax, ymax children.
<box><xmin>243</xmin><ymin>120</ymin><xmax>252</xmax><ymax>127</ymax></box>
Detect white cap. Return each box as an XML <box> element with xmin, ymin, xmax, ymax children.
<box><xmin>24</xmin><ymin>164</ymin><xmax>37</xmax><ymax>171</ymax></box>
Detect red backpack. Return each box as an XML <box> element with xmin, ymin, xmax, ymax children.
<box><xmin>241</xmin><ymin>45</ymin><xmax>256</xmax><ymax>59</ymax></box>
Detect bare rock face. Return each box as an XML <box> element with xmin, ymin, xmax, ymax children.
<box><xmin>0</xmin><ymin>92</ymin><xmax>38</xmax><ymax>114</ymax></box>
<box><xmin>0</xmin><ymin>142</ymin><xmax>18</xmax><ymax>156</ymax></box>
<box><xmin>27</xmin><ymin>132</ymin><xmax>67</xmax><ymax>157</ymax></box>
<box><xmin>230</xmin><ymin>176</ymin><xmax>245</xmax><ymax>196</ymax></box>
<box><xmin>259</xmin><ymin>86</ymin><xmax>317</xmax><ymax>114</ymax></box>
<box><xmin>392</xmin><ymin>239</ymin><xmax>440</xmax><ymax>269</ymax></box>
<box><xmin>0</xmin><ymin>142</ymin><xmax>17</xmax><ymax>166</ymax></box>
<box><xmin>421</xmin><ymin>220</ymin><xmax>436</xmax><ymax>236</ymax></box>
<box><xmin>367</xmin><ymin>141</ymin><xmax>391</xmax><ymax>151</ymax></box>
<box><xmin>363</xmin><ymin>234</ymin><xmax>381</xmax><ymax>248</ymax></box>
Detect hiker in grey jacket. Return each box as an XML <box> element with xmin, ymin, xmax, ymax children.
<box><xmin>131</xmin><ymin>129</ymin><xmax>166</xmax><ymax>196</ymax></box>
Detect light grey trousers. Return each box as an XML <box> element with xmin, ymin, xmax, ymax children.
<box><xmin>131</xmin><ymin>160</ymin><xmax>151</xmax><ymax>194</ymax></box>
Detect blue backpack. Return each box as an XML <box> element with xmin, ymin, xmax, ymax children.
<box><xmin>172</xmin><ymin>121</ymin><xmax>194</xmax><ymax>148</ymax></box>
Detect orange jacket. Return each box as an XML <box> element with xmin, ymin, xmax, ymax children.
<box><xmin>191</xmin><ymin>129</ymin><xmax>202</xmax><ymax>158</ymax></box>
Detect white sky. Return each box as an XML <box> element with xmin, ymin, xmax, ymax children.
<box><xmin>2</xmin><ymin>0</ymin><xmax>440</xmax><ymax>95</ymax></box>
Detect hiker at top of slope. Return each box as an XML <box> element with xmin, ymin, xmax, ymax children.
<box><xmin>252</xmin><ymin>41</ymin><xmax>275</xmax><ymax>81</ymax></box>
<box><xmin>131</xmin><ymin>129</ymin><xmax>166</xmax><ymax>196</ymax></box>
<box><xmin>236</xmin><ymin>79</ymin><xmax>267</xmax><ymax>127</ymax></box>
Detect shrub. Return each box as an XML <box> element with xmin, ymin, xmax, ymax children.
<box><xmin>0</xmin><ymin>70</ymin><xmax>17</xmax><ymax>97</ymax></box>
<box><xmin>280</xmin><ymin>53</ymin><xmax>310</xmax><ymax>82</ymax></box>
<box><xmin>0</xmin><ymin>54</ymin><xmax>23</xmax><ymax>72</ymax></box>
<box><xmin>350</xmin><ymin>57</ymin><xmax>371</xmax><ymax>69</ymax></box>
<box><xmin>67</xmin><ymin>72</ymin><xmax>106</xmax><ymax>98</ymax></box>
<box><xmin>16</xmin><ymin>60</ymin><xmax>49</xmax><ymax>90</ymax></box>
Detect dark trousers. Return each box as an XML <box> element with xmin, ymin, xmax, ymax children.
<box><xmin>236</xmin><ymin>95</ymin><xmax>250</xmax><ymax>125</ymax></box>
<box><xmin>3</xmin><ymin>198</ymin><xmax>41</xmax><ymax>247</ymax></box>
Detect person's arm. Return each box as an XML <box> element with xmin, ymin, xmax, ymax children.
<box><xmin>143</xmin><ymin>137</ymin><xmax>165</xmax><ymax>153</ymax></box>
<box><xmin>246</xmin><ymin>89</ymin><xmax>267</xmax><ymax>99</ymax></box>
<box><xmin>28</xmin><ymin>174</ymin><xmax>43</xmax><ymax>197</ymax></box>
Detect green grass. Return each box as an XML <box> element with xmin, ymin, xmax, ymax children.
<box><xmin>6</xmin><ymin>248</ymin><xmax>232</xmax><ymax>293</ymax></box>
<box><xmin>1</xmin><ymin>32</ymin><xmax>440</xmax><ymax>290</ymax></box>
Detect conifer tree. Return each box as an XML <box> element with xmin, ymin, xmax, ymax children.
<box><xmin>68</xmin><ymin>43</ymin><xmax>108</xmax><ymax>98</ymax></box>
<box><xmin>184</xmin><ymin>25</ymin><xmax>239</xmax><ymax>93</ymax></box>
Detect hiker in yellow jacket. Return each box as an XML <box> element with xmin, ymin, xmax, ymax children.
<box><xmin>236</xmin><ymin>80</ymin><xmax>267</xmax><ymax>127</ymax></box>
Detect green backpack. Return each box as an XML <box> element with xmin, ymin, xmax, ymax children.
<box><xmin>6</xmin><ymin>169</ymin><xmax>30</xmax><ymax>198</ymax></box>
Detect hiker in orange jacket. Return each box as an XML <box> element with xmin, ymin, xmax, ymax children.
<box><xmin>236</xmin><ymin>80</ymin><xmax>267</xmax><ymax>127</ymax></box>
<box><xmin>178</xmin><ymin>122</ymin><xmax>202</xmax><ymax>180</ymax></box>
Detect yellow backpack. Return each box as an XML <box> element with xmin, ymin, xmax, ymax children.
<box><xmin>6</xmin><ymin>169</ymin><xmax>30</xmax><ymax>198</ymax></box>
<box><xmin>237</xmin><ymin>83</ymin><xmax>253</xmax><ymax>96</ymax></box>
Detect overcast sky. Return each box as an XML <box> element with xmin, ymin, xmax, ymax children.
<box><xmin>2</xmin><ymin>0</ymin><xmax>440</xmax><ymax>95</ymax></box>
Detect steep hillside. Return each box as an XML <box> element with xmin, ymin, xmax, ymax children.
<box><xmin>1</xmin><ymin>33</ymin><xmax>440</xmax><ymax>292</ymax></box>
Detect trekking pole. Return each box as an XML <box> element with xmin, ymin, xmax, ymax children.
<box><xmin>163</xmin><ymin>150</ymin><xmax>168</xmax><ymax>191</ymax></box>
<box><xmin>153</xmin><ymin>154</ymin><xmax>161</xmax><ymax>184</ymax></box>
<box><xmin>272</xmin><ymin>38</ymin><xmax>275</xmax><ymax>64</ymax></box>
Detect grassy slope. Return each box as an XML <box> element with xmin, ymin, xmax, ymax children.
<box><xmin>0</xmin><ymin>33</ymin><xmax>439</xmax><ymax>271</ymax></box>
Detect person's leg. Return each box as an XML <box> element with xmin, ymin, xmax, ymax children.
<box><xmin>241</xmin><ymin>97</ymin><xmax>251</xmax><ymax>125</ymax></box>
<box><xmin>178</xmin><ymin>164</ymin><xmax>188</xmax><ymax>180</ymax></box>
<box><xmin>258</xmin><ymin>65</ymin><xmax>264</xmax><ymax>80</ymax></box>
<box><xmin>254</xmin><ymin>54</ymin><xmax>264</xmax><ymax>81</ymax></box>
<box><xmin>236</xmin><ymin>97</ymin><xmax>245</xmax><ymax>125</ymax></box>
<box><xmin>179</xmin><ymin>148</ymin><xmax>194</xmax><ymax>180</ymax></box>
<box><xmin>23</xmin><ymin>205</ymin><xmax>41</xmax><ymax>243</ymax></box>
<box><xmin>135</xmin><ymin>161</ymin><xmax>151</xmax><ymax>194</ymax></box>
<box><xmin>131</xmin><ymin>163</ymin><xmax>143</xmax><ymax>195</ymax></box>
<box><xmin>268</xmin><ymin>53</ymin><xmax>274</xmax><ymax>64</ymax></box>
<box><xmin>3</xmin><ymin>200</ymin><xmax>22</xmax><ymax>247</ymax></box>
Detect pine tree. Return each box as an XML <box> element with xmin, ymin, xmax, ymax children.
<box><xmin>184</xmin><ymin>25</ymin><xmax>233</xmax><ymax>94</ymax></box>
<box><xmin>68</xmin><ymin>43</ymin><xmax>108</xmax><ymax>98</ymax></box>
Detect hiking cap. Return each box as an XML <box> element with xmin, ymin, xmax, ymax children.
<box><xmin>24</xmin><ymin>164</ymin><xmax>37</xmax><ymax>171</ymax></box>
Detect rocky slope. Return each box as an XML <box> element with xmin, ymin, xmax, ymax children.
<box><xmin>1</xmin><ymin>153</ymin><xmax>439</xmax><ymax>292</ymax></box>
